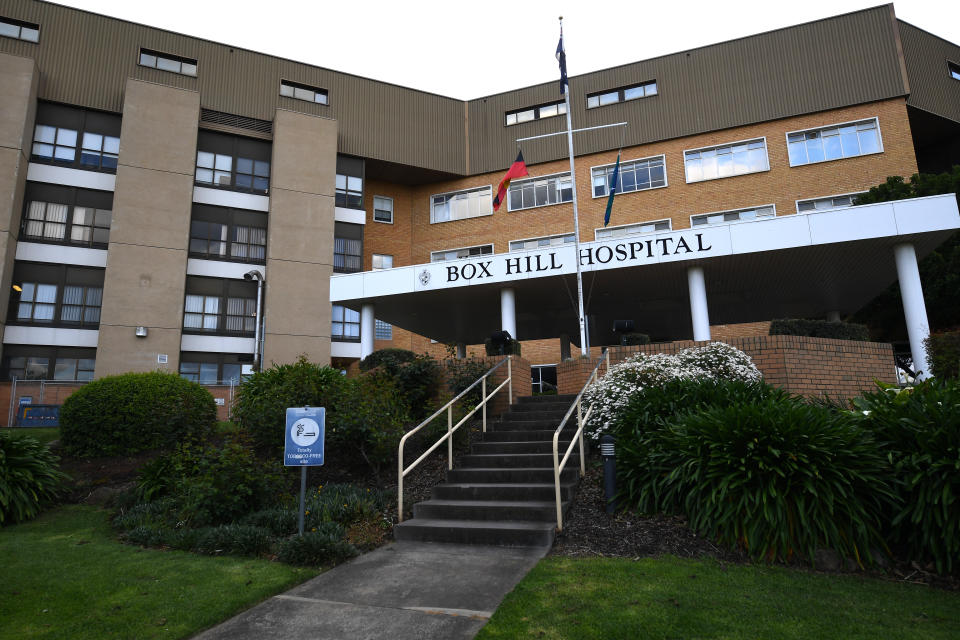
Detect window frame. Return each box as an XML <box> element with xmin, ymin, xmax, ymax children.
<box><xmin>30</xmin><ymin>104</ymin><xmax>122</xmax><ymax>174</ymax></box>
<box><xmin>179</xmin><ymin>352</ymin><xmax>251</xmax><ymax>385</ymax></box>
<box><xmin>2</xmin><ymin>346</ymin><xmax>96</xmax><ymax>382</ymax></box>
<box><xmin>683</xmin><ymin>137</ymin><xmax>770</xmax><ymax>183</ymax></box>
<box><xmin>948</xmin><ymin>61</ymin><xmax>960</xmax><ymax>82</ymax></box>
<box><xmin>504</xmin><ymin>100</ymin><xmax>567</xmax><ymax>126</ymax></box>
<box><xmin>690</xmin><ymin>204</ymin><xmax>777</xmax><ymax>228</ymax></box>
<box><xmin>429</xmin><ymin>185</ymin><xmax>494</xmax><ymax>224</ymax></box>
<box><xmin>0</xmin><ymin>16</ymin><xmax>39</xmax><ymax>43</ymax></box>
<box><xmin>594</xmin><ymin>218</ymin><xmax>672</xmax><ymax>241</ymax></box>
<box><xmin>430</xmin><ymin>244</ymin><xmax>495</xmax><ymax>262</ymax></box>
<box><xmin>589</xmin><ymin>154</ymin><xmax>668</xmax><ymax>199</ymax></box>
<box><xmin>21</xmin><ymin>183</ymin><xmax>113</xmax><ymax>249</ymax></box>
<box><xmin>189</xmin><ymin>204</ymin><xmax>267</xmax><ymax>264</ymax></box>
<box><xmin>506</xmin><ymin>171</ymin><xmax>573</xmax><ymax>212</ymax></box>
<box><xmin>139</xmin><ymin>47</ymin><xmax>197</xmax><ymax>77</ymax></box>
<box><xmin>586</xmin><ymin>80</ymin><xmax>658</xmax><ymax>109</ymax></box>
<box><xmin>331</xmin><ymin>304</ymin><xmax>361</xmax><ymax>342</ymax></box>
<box><xmin>7</xmin><ymin>263</ymin><xmax>104</xmax><ymax>330</ymax></box>
<box><xmin>508</xmin><ymin>232</ymin><xmax>575</xmax><ymax>252</ymax></box>
<box><xmin>372</xmin><ymin>254</ymin><xmax>393</xmax><ymax>270</ymax></box>
<box><xmin>374</xmin><ymin>319</ymin><xmax>393</xmax><ymax>340</ymax></box>
<box><xmin>784</xmin><ymin>117</ymin><xmax>884</xmax><ymax>168</ymax></box>
<box><xmin>279</xmin><ymin>79</ymin><xmax>328</xmax><ymax>105</ymax></box>
<box><xmin>194</xmin><ymin>131</ymin><xmax>271</xmax><ymax>195</ymax></box>
<box><xmin>372</xmin><ymin>196</ymin><xmax>394</xmax><ymax>224</ymax></box>
<box><xmin>795</xmin><ymin>191</ymin><xmax>868</xmax><ymax>214</ymax></box>
<box><xmin>182</xmin><ymin>277</ymin><xmax>259</xmax><ymax>337</ymax></box>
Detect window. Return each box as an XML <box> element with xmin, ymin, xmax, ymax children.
<box><xmin>2</xmin><ymin>347</ymin><xmax>96</xmax><ymax>381</ymax></box>
<box><xmin>509</xmin><ymin>233</ymin><xmax>575</xmax><ymax>252</ymax></box>
<box><xmin>684</xmin><ymin>139</ymin><xmax>768</xmax><ymax>182</ymax></box>
<box><xmin>189</xmin><ymin>205</ymin><xmax>267</xmax><ymax>263</ymax></box>
<box><xmin>334</xmin><ymin>237</ymin><xmax>362</xmax><ymax>273</ymax></box>
<box><xmin>591</xmin><ymin>156</ymin><xmax>667</xmax><ymax>197</ymax></box>
<box><xmin>595</xmin><ymin>219</ymin><xmax>671</xmax><ymax>240</ymax></box>
<box><xmin>430</xmin><ymin>186</ymin><xmax>492</xmax><ymax>224</ymax></box>
<box><xmin>335</xmin><ymin>155</ymin><xmax>364</xmax><ymax>209</ymax></box>
<box><xmin>332</xmin><ymin>305</ymin><xmax>360</xmax><ymax>341</ymax></box>
<box><xmin>796</xmin><ymin>192</ymin><xmax>867</xmax><ymax>214</ymax></box>
<box><xmin>0</xmin><ymin>16</ymin><xmax>39</xmax><ymax>42</ymax></box>
<box><xmin>373</xmin><ymin>196</ymin><xmax>393</xmax><ymax>223</ymax></box>
<box><xmin>182</xmin><ymin>277</ymin><xmax>258</xmax><ymax>335</ymax></box>
<box><xmin>951</xmin><ymin>62</ymin><xmax>960</xmax><ymax>81</ymax></box>
<box><xmin>31</xmin><ymin>103</ymin><xmax>121</xmax><ymax>173</ymax></box>
<box><xmin>195</xmin><ymin>131</ymin><xmax>271</xmax><ymax>194</ymax></box>
<box><xmin>372</xmin><ymin>254</ymin><xmax>393</xmax><ymax>270</ymax></box>
<box><xmin>375</xmin><ymin>319</ymin><xmax>393</xmax><ymax>340</ymax></box>
<box><xmin>431</xmin><ymin>244</ymin><xmax>493</xmax><ymax>262</ymax></box>
<box><xmin>531</xmin><ymin>365</ymin><xmax>558</xmax><ymax>393</ymax></box>
<box><xmin>786</xmin><ymin>118</ymin><xmax>882</xmax><ymax>167</ymax></box>
<box><xmin>280</xmin><ymin>80</ymin><xmax>328</xmax><ymax>105</ymax></box>
<box><xmin>691</xmin><ymin>205</ymin><xmax>776</xmax><ymax>227</ymax></box>
<box><xmin>587</xmin><ymin>80</ymin><xmax>657</xmax><ymax>109</ymax></box>
<box><xmin>8</xmin><ymin>264</ymin><xmax>104</xmax><ymax>328</ymax></box>
<box><xmin>21</xmin><ymin>183</ymin><xmax>113</xmax><ymax>248</ymax></box>
<box><xmin>505</xmin><ymin>100</ymin><xmax>567</xmax><ymax>126</ymax></box>
<box><xmin>508</xmin><ymin>173</ymin><xmax>572</xmax><ymax>211</ymax></box>
<box><xmin>179</xmin><ymin>352</ymin><xmax>249</xmax><ymax>384</ymax></box>
<box><xmin>139</xmin><ymin>48</ymin><xmax>197</xmax><ymax>76</ymax></box>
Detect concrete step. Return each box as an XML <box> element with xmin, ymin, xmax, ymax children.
<box><xmin>460</xmin><ymin>453</ymin><xmax>556</xmax><ymax>468</ymax></box>
<box><xmin>393</xmin><ymin>518</ymin><xmax>555</xmax><ymax>547</ymax></box>
<box><xmin>509</xmin><ymin>402</ymin><xmax>573</xmax><ymax>414</ymax></box>
<box><xmin>434</xmin><ymin>482</ymin><xmax>577</xmax><ymax>502</ymax></box>
<box><xmin>518</xmin><ymin>394</ymin><xmax>577</xmax><ymax>404</ymax></box>
<box><xmin>447</xmin><ymin>466</ymin><xmax>578</xmax><ymax>484</ymax></box>
<box><xmin>501</xmin><ymin>410</ymin><xmax>568</xmax><ymax>422</ymax></box>
<box><xmin>492</xmin><ymin>418</ymin><xmax>563</xmax><ymax>430</ymax></box>
<box><xmin>481</xmin><ymin>429</ymin><xmax>561</xmax><ymax>442</ymax></box>
<box><xmin>472</xmin><ymin>440</ymin><xmax>572</xmax><ymax>455</ymax></box>
<box><xmin>413</xmin><ymin>499</ymin><xmax>562</xmax><ymax>522</ymax></box>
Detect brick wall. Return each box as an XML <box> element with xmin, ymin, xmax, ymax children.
<box><xmin>557</xmin><ymin>337</ymin><xmax>896</xmax><ymax>400</ymax></box>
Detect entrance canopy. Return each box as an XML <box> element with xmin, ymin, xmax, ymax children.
<box><xmin>331</xmin><ymin>195</ymin><xmax>960</xmax><ymax>347</ymax></box>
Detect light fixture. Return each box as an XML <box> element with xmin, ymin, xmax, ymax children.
<box><xmin>135</xmin><ymin>326</ymin><xmax>148</xmax><ymax>337</ymax></box>
<box><xmin>12</xmin><ymin>285</ymin><xmax>21</xmax><ymax>292</ymax></box>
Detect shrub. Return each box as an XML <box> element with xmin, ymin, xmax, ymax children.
<box><xmin>360</xmin><ymin>349</ymin><xmax>442</xmax><ymax>422</ymax></box>
<box><xmin>0</xmin><ymin>432</ymin><xmax>68</xmax><ymax>525</ymax></box>
<box><xmin>925</xmin><ymin>330</ymin><xmax>960</xmax><ymax>379</ymax></box>
<box><xmin>611</xmin><ymin>378</ymin><xmax>786</xmax><ymax>441</ymax></box>
<box><xmin>193</xmin><ymin>524</ymin><xmax>273</xmax><ymax>556</ymax></box>
<box><xmin>304</xmin><ymin>483</ymin><xmax>387</xmax><ymax>527</ymax></box>
<box><xmin>445</xmin><ymin>358</ymin><xmax>491</xmax><ymax>408</ymax></box>
<box><xmin>620</xmin><ymin>396</ymin><xmax>896</xmax><ymax>566</ymax></box>
<box><xmin>769</xmin><ymin>318</ymin><xmax>870</xmax><ymax>341</ymax></box>
<box><xmin>276</xmin><ymin>531</ymin><xmax>358</xmax><ymax>566</ymax></box>
<box><xmin>134</xmin><ymin>434</ymin><xmax>285</xmax><ymax>527</ymax></box>
<box><xmin>583</xmin><ymin>343</ymin><xmax>761</xmax><ymax>438</ymax></box>
<box><xmin>60</xmin><ymin>371</ymin><xmax>216</xmax><ymax>457</ymax></box>
<box><xmin>231</xmin><ymin>356</ymin><xmax>346</xmax><ymax>454</ymax></box>
<box><xmin>620</xmin><ymin>333</ymin><xmax>651</xmax><ymax>346</ymax></box>
<box><xmin>854</xmin><ymin>379</ymin><xmax>960</xmax><ymax>573</ymax></box>
<box><xmin>484</xmin><ymin>336</ymin><xmax>521</xmax><ymax>356</ymax></box>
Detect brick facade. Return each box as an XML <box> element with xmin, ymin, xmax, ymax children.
<box><xmin>556</xmin><ymin>336</ymin><xmax>896</xmax><ymax>400</ymax></box>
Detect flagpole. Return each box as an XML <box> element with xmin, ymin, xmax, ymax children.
<box><xmin>559</xmin><ymin>16</ymin><xmax>590</xmax><ymax>357</ymax></box>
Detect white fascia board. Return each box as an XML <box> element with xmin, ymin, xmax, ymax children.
<box><xmin>331</xmin><ymin>341</ymin><xmax>362</xmax><ymax>358</ymax></box>
<box><xmin>16</xmin><ymin>242</ymin><xmax>108</xmax><ymax>268</ymax></box>
<box><xmin>187</xmin><ymin>258</ymin><xmax>266</xmax><ymax>280</ymax></box>
<box><xmin>3</xmin><ymin>326</ymin><xmax>99</xmax><ymax>347</ymax></box>
<box><xmin>334</xmin><ymin>207</ymin><xmax>366</xmax><ymax>225</ymax></box>
<box><xmin>180</xmin><ymin>334</ymin><xmax>255</xmax><ymax>354</ymax></box>
<box><xmin>26</xmin><ymin>163</ymin><xmax>116</xmax><ymax>191</ymax></box>
<box><xmin>193</xmin><ymin>186</ymin><xmax>269</xmax><ymax>212</ymax></box>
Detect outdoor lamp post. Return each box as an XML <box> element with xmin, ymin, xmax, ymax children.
<box><xmin>243</xmin><ymin>269</ymin><xmax>265</xmax><ymax>371</ymax></box>
<box><xmin>600</xmin><ymin>434</ymin><xmax>617</xmax><ymax>514</ymax></box>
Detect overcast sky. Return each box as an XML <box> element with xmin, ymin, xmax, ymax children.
<box><xmin>51</xmin><ymin>0</ymin><xmax>960</xmax><ymax>99</ymax></box>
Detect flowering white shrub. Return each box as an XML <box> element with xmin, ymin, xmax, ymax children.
<box><xmin>582</xmin><ymin>342</ymin><xmax>762</xmax><ymax>439</ymax></box>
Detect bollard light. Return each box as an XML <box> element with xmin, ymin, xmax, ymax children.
<box><xmin>600</xmin><ymin>434</ymin><xmax>617</xmax><ymax>514</ymax></box>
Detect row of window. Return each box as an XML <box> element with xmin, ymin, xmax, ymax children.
<box><xmin>32</xmin><ymin>125</ymin><xmax>120</xmax><ymax>171</ymax></box>
<box><xmin>430</xmin><ymin>117</ymin><xmax>883</xmax><ymax>224</ymax></box>
<box><xmin>7</xmin><ymin>265</ymin><xmax>104</xmax><ymax>329</ymax></box>
<box><xmin>505</xmin><ymin>81</ymin><xmax>656</xmax><ymax>125</ymax></box>
<box><xmin>0</xmin><ymin>16</ymin><xmax>39</xmax><ymax>42</ymax></box>
<box><xmin>505</xmin><ymin>101</ymin><xmax>567</xmax><ymax>126</ymax></box>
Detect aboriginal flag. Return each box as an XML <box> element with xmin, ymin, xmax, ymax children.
<box><xmin>493</xmin><ymin>151</ymin><xmax>528</xmax><ymax>211</ymax></box>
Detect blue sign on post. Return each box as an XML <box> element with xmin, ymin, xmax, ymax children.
<box><xmin>283</xmin><ymin>407</ymin><xmax>325</xmax><ymax>467</ymax></box>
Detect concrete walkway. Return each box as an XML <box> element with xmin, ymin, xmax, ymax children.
<box><xmin>193</xmin><ymin>541</ymin><xmax>549</xmax><ymax>640</ymax></box>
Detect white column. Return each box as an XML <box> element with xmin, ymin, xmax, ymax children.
<box><xmin>894</xmin><ymin>243</ymin><xmax>931</xmax><ymax>379</ymax></box>
<box><xmin>456</xmin><ymin>343</ymin><xmax>466</xmax><ymax>359</ymax></box>
<box><xmin>687</xmin><ymin>266</ymin><xmax>711</xmax><ymax>341</ymax></box>
<box><xmin>360</xmin><ymin>303</ymin><xmax>375</xmax><ymax>361</ymax></box>
<box><xmin>501</xmin><ymin>287</ymin><xmax>517</xmax><ymax>339</ymax></box>
<box><xmin>826</xmin><ymin>311</ymin><xmax>841</xmax><ymax>323</ymax></box>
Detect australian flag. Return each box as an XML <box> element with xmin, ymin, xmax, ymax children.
<box><xmin>556</xmin><ymin>28</ymin><xmax>568</xmax><ymax>95</ymax></box>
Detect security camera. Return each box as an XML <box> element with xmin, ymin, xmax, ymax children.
<box><xmin>244</xmin><ymin>270</ymin><xmax>263</xmax><ymax>281</ymax></box>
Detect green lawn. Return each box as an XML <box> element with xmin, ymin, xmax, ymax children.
<box><xmin>4</xmin><ymin>427</ymin><xmax>60</xmax><ymax>445</ymax></box>
<box><xmin>477</xmin><ymin>556</ymin><xmax>960</xmax><ymax>640</ymax></box>
<box><xmin>0</xmin><ymin>505</ymin><xmax>318</xmax><ymax>640</ymax></box>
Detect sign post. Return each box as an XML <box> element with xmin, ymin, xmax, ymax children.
<box><xmin>283</xmin><ymin>406</ymin><xmax>325</xmax><ymax>536</ymax></box>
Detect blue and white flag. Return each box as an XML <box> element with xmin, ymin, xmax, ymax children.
<box><xmin>603</xmin><ymin>152</ymin><xmax>621</xmax><ymax>227</ymax></box>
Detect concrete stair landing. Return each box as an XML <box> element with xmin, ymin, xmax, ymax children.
<box><xmin>394</xmin><ymin>394</ymin><xmax>582</xmax><ymax>547</ymax></box>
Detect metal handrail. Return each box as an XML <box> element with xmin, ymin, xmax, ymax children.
<box><xmin>397</xmin><ymin>356</ymin><xmax>513</xmax><ymax>522</ymax></box>
<box><xmin>552</xmin><ymin>350</ymin><xmax>607</xmax><ymax>531</ymax></box>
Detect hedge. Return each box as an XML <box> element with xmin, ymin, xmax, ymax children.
<box><xmin>769</xmin><ymin>318</ymin><xmax>869</xmax><ymax>341</ymax></box>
